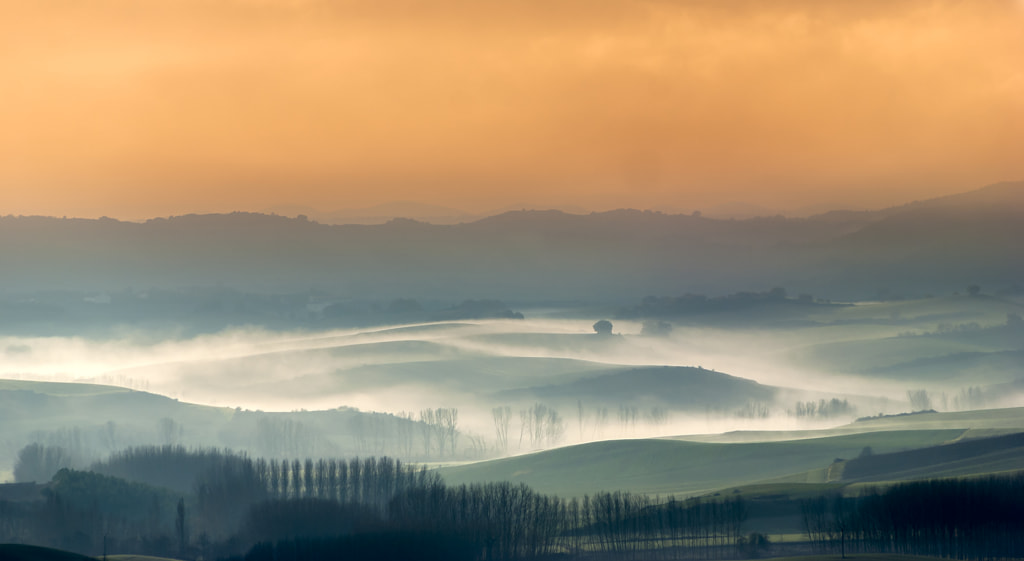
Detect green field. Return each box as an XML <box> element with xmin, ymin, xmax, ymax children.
<box><xmin>438</xmin><ymin>429</ymin><xmax>964</xmax><ymax>497</ymax></box>
<box><xmin>440</xmin><ymin>408</ymin><xmax>1024</xmax><ymax>498</ymax></box>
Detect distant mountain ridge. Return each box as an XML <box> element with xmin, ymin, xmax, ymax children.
<box><xmin>1</xmin><ymin>181</ymin><xmax>1021</xmax><ymax>301</ymax></box>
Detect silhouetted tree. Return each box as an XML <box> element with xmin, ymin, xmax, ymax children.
<box><xmin>176</xmin><ymin>497</ymin><xmax>186</xmax><ymax>555</ymax></box>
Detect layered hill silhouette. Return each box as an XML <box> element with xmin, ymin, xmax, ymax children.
<box><xmin>0</xmin><ymin>380</ymin><xmax>436</xmax><ymax>479</ymax></box>
<box><xmin>1</xmin><ymin>181</ymin><xmax>1021</xmax><ymax>300</ymax></box>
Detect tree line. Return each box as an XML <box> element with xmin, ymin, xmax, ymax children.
<box><xmin>801</xmin><ymin>474</ymin><xmax>1024</xmax><ymax>559</ymax></box>
<box><xmin>8</xmin><ymin>445</ymin><xmax>1024</xmax><ymax>561</ymax></box>
<box><xmin>2</xmin><ymin>446</ymin><xmax>750</xmax><ymax>560</ymax></box>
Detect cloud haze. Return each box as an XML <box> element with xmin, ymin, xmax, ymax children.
<box><xmin>2</xmin><ymin>0</ymin><xmax>1022</xmax><ymax>218</ymax></box>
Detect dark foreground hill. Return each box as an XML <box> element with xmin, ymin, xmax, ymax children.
<box><xmin>0</xmin><ymin>543</ymin><xmax>98</xmax><ymax>561</ymax></box>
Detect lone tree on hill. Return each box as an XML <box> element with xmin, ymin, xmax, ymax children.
<box><xmin>593</xmin><ymin>319</ymin><xmax>613</xmax><ymax>335</ymax></box>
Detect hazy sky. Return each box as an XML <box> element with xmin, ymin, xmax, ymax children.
<box><xmin>3</xmin><ymin>0</ymin><xmax>1023</xmax><ymax>219</ymax></box>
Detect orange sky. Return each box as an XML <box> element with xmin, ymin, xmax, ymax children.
<box><xmin>2</xmin><ymin>0</ymin><xmax>1023</xmax><ymax>219</ymax></box>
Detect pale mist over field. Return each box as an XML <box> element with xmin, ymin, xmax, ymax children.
<box><xmin>5</xmin><ymin>298</ymin><xmax>1023</xmax><ymax>445</ymax></box>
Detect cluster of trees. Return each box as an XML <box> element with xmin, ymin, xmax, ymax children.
<box><xmin>11</xmin><ymin>445</ymin><xmax>1024</xmax><ymax>561</ymax></box>
<box><xmin>14</xmin><ymin>406</ymin><xmax>475</xmax><ymax>481</ymax></box>
<box><xmin>246</xmin><ymin>407</ymin><xmax>469</xmax><ymax>461</ymax></box>
<box><xmin>616</xmin><ymin>288</ymin><xmax>825</xmax><ymax>319</ymax></box>
<box><xmin>788</xmin><ymin>399</ymin><xmax>854</xmax><ymax>419</ymax></box>
<box><xmin>387</xmin><ymin>485</ymin><xmax>748</xmax><ymax>561</ymax></box>
<box><xmin>898</xmin><ymin>311</ymin><xmax>1022</xmax><ymax>338</ymax></box>
<box><xmin>903</xmin><ymin>386</ymin><xmax>1011</xmax><ymax>413</ymax></box>
<box><xmin>13</xmin><ymin>444</ymin><xmax>77</xmax><ymax>484</ymax></box>
<box><xmin>2</xmin><ymin>468</ymin><xmax>179</xmax><ymax>555</ymax></box>
<box><xmin>735</xmin><ymin>402</ymin><xmax>771</xmax><ymax>419</ymax></box>
<box><xmin>18</xmin><ymin>422</ymin><xmax>132</xmax><ymax>478</ymax></box>
<box><xmin>90</xmin><ymin>446</ymin><xmax>440</xmax><ymax>535</ymax></box>
<box><xmin>907</xmin><ymin>389</ymin><xmax>933</xmax><ymax>411</ymax></box>
<box><xmin>2</xmin><ymin>447</ymin><xmax>755</xmax><ymax>561</ymax></box>
<box><xmin>491</xmin><ymin>404</ymin><xmax>565</xmax><ymax>453</ymax></box>
<box><xmin>418</xmin><ymin>408</ymin><xmax>460</xmax><ymax>457</ymax></box>
<box><xmin>1</xmin><ymin>447</ymin><xmax>441</xmax><ymax>558</ymax></box>
<box><xmin>324</xmin><ymin>298</ymin><xmax>524</xmax><ymax>323</ymax></box>
<box><xmin>517</xmin><ymin>404</ymin><xmax>566</xmax><ymax>450</ymax></box>
<box><xmin>734</xmin><ymin>399</ymin><xmax>855</xmax><ymax>420</ymax></box>
<box><xmin>802</xmin><ymin>474</ymin><xmax>1024</xmax><ymax>558</ymax></box>
<box><xmin>492</xmin><ymin>402</ymin><xmax>674</xmax><ymax>454</ymax></box>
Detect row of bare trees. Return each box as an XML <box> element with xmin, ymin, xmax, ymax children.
<box><xmin>493</xmin><ymin>402</ymin><xmax>673</xmax><ymax>454</ymax></box>
<box><xmin>5</xmin><ymin>445</ymin><xmax>754</xmax><ymax>561</ymax></box>
<box><xmin>418</xmin><ymin>408</ymin><xmax>460</xmax><ymax>457</ymax></box>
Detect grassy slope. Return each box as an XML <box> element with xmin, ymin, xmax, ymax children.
<box><xmin>438</xmin><ymin>430</ymin><xmax>962</xmax><ymax>497</ymax></box>
<box><xmin>0</xmin><ymin>379</ymin><xmax>233</xmax><ymax>444</ymax></box>
<box><xmin>443</xmin><ymin>408</ymin><xmax>1024</xmax><ymax>497</ymax></box>
<box><xmin>840</xmin><ymin>431</ymin><xmax>1024</xmax><ymax>483</ymax></box>
<box><xmin>675</xmin><ymin>407</ymin><xmax>1024</xmax><ymax>444</ymax></box>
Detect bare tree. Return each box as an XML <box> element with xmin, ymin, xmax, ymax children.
<box><xmin>396</xmin><ymin>411</ymin><xmax>416</xmax><ymax>458</ymax></box>
<box><xmin>436</xmin><ymin>407</ymin><xmax>459</xmax><ymax>457</ymax></box>
<box><xmin>419</xmin><ymin>408</ymin><xmax>436</xmax><ymax>456</ymax></box>
<box><xmin>493</xmin><ymin>406</ymin><xmax>511</xmax><ymax>452</ymax></box>
<box><xmin>518</xmin><ymin>408</ymin><xmax>530</xmax><ymax>449</ymax></box>
<box><xmin>175</xmin><ymin>497</ymin><xmax>187</xmax><ymax>555</ymax></box>
<box><xmin>593</xmin><ymin>406</ymin><xmax>609</xmax><ymax>439</ymax></box>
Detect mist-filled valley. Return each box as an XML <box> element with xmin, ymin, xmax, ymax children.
<box><xmin>3</xmin><ymin>183</ymin><xmax>1024</xmax><ymax>561</ymax></box>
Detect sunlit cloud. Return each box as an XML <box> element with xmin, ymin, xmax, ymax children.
<box><xmin>2</xmin><ymin>0</ymin><xmax>1021</xmax><ymax>219</ymax></box>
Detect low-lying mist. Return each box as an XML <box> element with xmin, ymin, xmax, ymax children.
<box><xmin>1</xmin><ymin>315</ymin><xmax>977</xmax><ymax>440</ymax></box>
<box><xmin>2</xmin><ymin>294</ymin><xmax>1023</xmax><ymax>487</ymax></box>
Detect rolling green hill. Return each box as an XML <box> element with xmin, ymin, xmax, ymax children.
<box><xmin>840</xmin><ymin>431</ymin><xmax>1024</xmax><ymax>483</ymax></box>
<box><xmin>672</xmin><ymin>406</ymin><xmax>1024</xmax><ymax>444</ymax></box>
<box><xmin>438</xmin><ymin>430</ymin><xmax>963</xmax><ymax>497</ymax></box>
<box><xmin>493</xmin><ymin>365</ymin><xmax>777</xmax><ymax>412</ymax></box>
